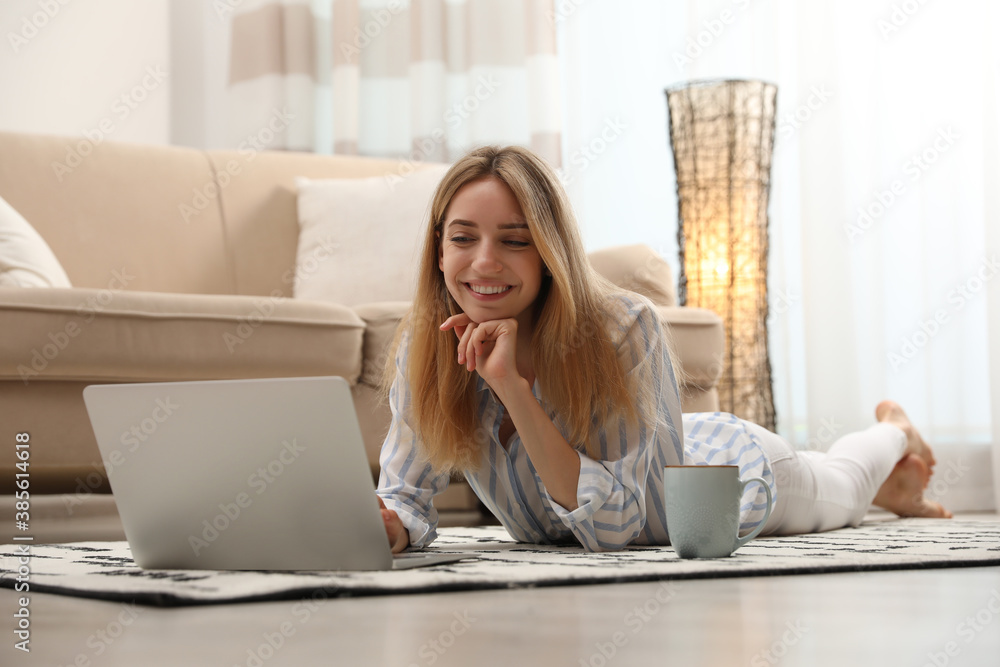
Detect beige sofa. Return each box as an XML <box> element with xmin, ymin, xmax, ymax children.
<box><xmin>0</xmin><ymin>131</ymin><xmax>724</xmax><ymax>517</ymax></box>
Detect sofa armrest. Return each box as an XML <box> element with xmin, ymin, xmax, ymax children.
<box><xmin>353</xmin><ymin>301</ymin><xmax>410</xmax><ymax>388</ymax></box>
<box><xmin>655</xmin><ymin>305</ymin><xmax>724</xmax><ymax>411</ymax></box>
<box><xmin>0</xmin><ymin>287</ymin><xmax>365</xmax><ymax>383</ymax></box>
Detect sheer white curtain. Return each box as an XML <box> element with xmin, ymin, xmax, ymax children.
<box><xmin>558</xmin><ymin>0</ymin><xmax>998</xmax><ymax>510</ymax></box>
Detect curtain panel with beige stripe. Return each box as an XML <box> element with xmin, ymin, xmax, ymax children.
<box><xmin>227</xmin><ymin>0</ymin><xmax>562</xmax><ymax>166</ymax></box>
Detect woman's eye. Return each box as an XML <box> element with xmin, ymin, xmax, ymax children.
<box><xmin>505</xmin><ymin>240</ymin><xmax>530</xmax><ymax>248</ymax></box>
<box><xmin>450</xmin><ymin>236</ymin><xmax>474</xmax><ymax>243</ymax></box>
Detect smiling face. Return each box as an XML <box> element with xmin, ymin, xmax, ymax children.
<box><xmin>438</xmin><ymin>176</ymin><xmax>545</xmax><ymax>330</ymax></box>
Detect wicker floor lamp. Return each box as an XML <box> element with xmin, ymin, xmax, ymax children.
<box><xmin>665</xmin><ymin>79</ymin><xmax>778</xmax><ymax>431</ymax></box>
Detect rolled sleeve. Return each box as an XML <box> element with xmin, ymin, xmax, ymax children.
<box><xmin>540</xmin><ymin>297</ymin><xmax>682</xmax><ymax>552</ymax></box>
<box><xmin>543</xmin><ymin>449</ymin><xmax>651</xmax><ymax>551</ymax></box>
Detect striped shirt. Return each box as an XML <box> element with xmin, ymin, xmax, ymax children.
<box><xmin>376</xmin><ymin>292</ymin><xmax>775</xmax><ymax>552</ymax></box>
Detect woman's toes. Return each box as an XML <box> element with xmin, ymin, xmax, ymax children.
<box><xmin>923</xmin><ymin>500</ymin><xmax>952</xmax><ymax>519</ymax></box>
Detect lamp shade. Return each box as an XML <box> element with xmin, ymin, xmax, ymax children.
<box><xmin>666</xmin><ymin>79</ymin><xmax>777</xmax><ymax>431</ymax></box>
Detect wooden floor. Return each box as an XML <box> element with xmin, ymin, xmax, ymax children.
<box><xmin>3</xmin><ymin>565</ymin><xmax>1000</xmax><ymax>666</ymax></box>
<box><xmin>3</xmin><ymin>504</ymin><xmax>999</xmax><ymax>666</ymax></box>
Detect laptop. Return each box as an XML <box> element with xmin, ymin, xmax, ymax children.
<box><xmin>82</xmin><ymin>376</ymin><xmax>470</xmax><ymax>571</ymax></box>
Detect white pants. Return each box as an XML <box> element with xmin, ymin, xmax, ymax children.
<box><xmin>749</xmin><ymin>422</ymin><xmax>908</xmax><ymax>536</ymax></box>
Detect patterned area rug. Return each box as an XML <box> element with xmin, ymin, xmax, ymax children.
<box><xmin>2</xmin><ymin>518</ymin><xmax>998</xmax><ymax>607</ymax></box>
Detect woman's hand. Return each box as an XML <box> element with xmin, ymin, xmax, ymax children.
<box><xmin>440</xmin><ymin>313</ymin><xmax>581</xmax><ymax>511</ymax></box>
<box><xmin>377</xmin><ymin>496</ymin><xmax>409</xmax><ymax>553</ymax></box>
<box><xmin>440</xmin><ymin>313</ymin><xmax>521</xmax><ymax>395</ymax></box>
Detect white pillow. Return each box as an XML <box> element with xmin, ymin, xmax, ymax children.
<box><xmin>0</xmin><ymin>194</ymin><xmax>72</xmax><ymax>288</ymax></box>
<box><xmin>294</xmin><ymin>165</ymin><xmax>450</xmax><ymax>306</ymax></box>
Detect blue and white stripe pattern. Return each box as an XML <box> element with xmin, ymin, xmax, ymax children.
<box><xmin>682</xmin><ymin>412</ymin><xmax>777</xmax><ymax>533</ymax></box>
<box><xmin>377</xmin><ymin>293</ymin><xmax>776</xmax><ymax>552</ymax></box>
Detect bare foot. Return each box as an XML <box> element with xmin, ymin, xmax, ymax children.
<box><xmin>875</xmin><ymin>400</ymin><xmax>936</xmax><ymax>468</ymax></box>
<box><xmin>873</xmin><ymin>454</ymin><xmax>953</xmax><ymax>519</ymax></box>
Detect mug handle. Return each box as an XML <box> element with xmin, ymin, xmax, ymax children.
<box><xmin>735</xmin><ymin>477</ymin><xmax>773</xmax><ymax>549</ymax></box>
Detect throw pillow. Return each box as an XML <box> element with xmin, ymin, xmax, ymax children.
<box><xmin>0</xmin><ymin>194</ymin><xmax>72</xmax><ymax>288</ymax></box>
<box><xmin>294</xmin><ymin>164</ymin><xmax>450</xmax><ymax>306</ymax></box>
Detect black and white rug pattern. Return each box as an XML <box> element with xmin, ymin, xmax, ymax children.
<box><xmin>2</xmin><ymin>518</ymin><xmax>998</xmax><ymax>607</ymax></box>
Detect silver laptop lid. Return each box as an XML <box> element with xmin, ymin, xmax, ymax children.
<box><xmin>82</xmin><ymin>376</ymin><xmax>393</xmax><ymax>571</ymax></box>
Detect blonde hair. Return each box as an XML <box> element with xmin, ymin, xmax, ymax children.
<box><xmin>382</xmin><ymin>146</ymin><xmax>660</xmax><ymax>473</ymax></box>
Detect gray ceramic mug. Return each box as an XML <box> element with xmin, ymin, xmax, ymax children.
<box><xmin>663</xmin><ymin>465</ymin><xmax>773</xmax><ymax>559</ymax></box>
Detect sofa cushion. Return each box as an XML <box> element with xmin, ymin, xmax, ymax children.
<box><xmin>589</xmin><ymin>244</ymin><xmax>677</xmax><ymax>307</ymax></box>
<box><xmin>0</xmin><ymin>288</ymin><xmax>365</xmax><ymax>384</ymax></box>
<box><xmin>293</xmin><ymin>165</ymin><xmax>450</xmax><ymax>306</ymax></box>
<box><xmin>0</xmin><ymin>194</ymin><xmax>71</xmax><ymax>288</ymax></box>
<box><xmin>205</xmin><ymin>150</ymin><xmax>422</xmax><ymax>299</ymax></box>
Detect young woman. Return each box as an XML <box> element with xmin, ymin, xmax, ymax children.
<box><xmin>375</xmin><ymin>145</ymin><xmax>950</xmax><ymax>553</ymax></box>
